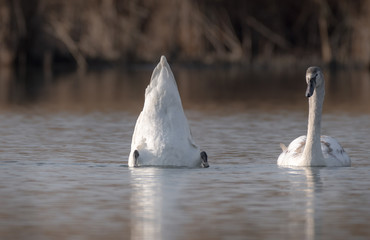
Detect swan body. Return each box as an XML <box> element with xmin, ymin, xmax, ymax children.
<box><xmin>277</xmin><ymin>67</ymin><xmax>351</xmax><ymax>167</ymax></box>
<box><xmin>278</xmin><ymin>135</ymin><xmax>351</xmax><ymax>167</ymax></box>
<box><xmin>128</xmin><ymin>56</ymin><xmax>208</xmax><ymax>168</ymax></box>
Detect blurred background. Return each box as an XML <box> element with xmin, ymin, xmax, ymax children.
<box><xmin>1</xmin><ymin>0</ymin><xmax>370</xmax><ymax>69</ymax></box>
<box><xmin>0</xmin><ymin>0</ymin><xmax>369</xmax><ymax>112</ymax></box>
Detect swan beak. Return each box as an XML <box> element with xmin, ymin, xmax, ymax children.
<box><xmin>200</xmin><ymin>151</ymin><xmax>209</xmax><ymax>168</ymax></box>
<box><xmin>305</xmin><ymin>79</ymin><xmax>315</xmax><ymax>98</ymax></box>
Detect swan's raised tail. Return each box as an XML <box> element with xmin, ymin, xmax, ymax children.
<box><xmin>128</xmin><ymin>55</ymin><xmax>207</xmax><ymax>168</ymax></box>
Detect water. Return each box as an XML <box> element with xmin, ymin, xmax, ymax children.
<box><xmin>0</xmin><ymin>67</ymin><xmax>370</xmax><ymax>239</ymax></box>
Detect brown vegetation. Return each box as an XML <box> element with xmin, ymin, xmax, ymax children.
<box><xmin>0</xmin><ymin>0</ymin><xmax>369</xmax><ymax>69</ymax></box>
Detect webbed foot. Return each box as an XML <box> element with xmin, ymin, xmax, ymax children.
<box><xmin>134</xmin><ymin>150</ymin><xmax>139</xmax><ymax>167</ymax></box>
<box><xmin>200</xmin><ymin>151</ymin><xmax>209</xmax><ymax>168</ymax></box>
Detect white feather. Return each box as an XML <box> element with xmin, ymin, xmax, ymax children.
<box><xmin>128</xmin><ymin>56</ymin><xmax>203</xmax><ymax>167</ymax></box>
<box><xmin>278</xmin><ymin>135</ymin><xmax>351</xmax><ymax>167</ymax></box>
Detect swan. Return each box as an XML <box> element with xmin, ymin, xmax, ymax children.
<box><xmin>128</xmin><ymin>56</ymin><xmax>208</xmax><ymax>168</ymax></box>
<box><xmin>277</xmin><ymin>66</ymin><xmax>351</xmax><ymax>167</ymax></box>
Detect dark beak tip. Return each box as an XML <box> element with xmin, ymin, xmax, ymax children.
<box><xmin>305</xmin><ymin>84</ymin><xmax>314</xmax><ymax>98</ymax></box>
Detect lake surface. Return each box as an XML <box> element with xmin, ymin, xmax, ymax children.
<box><xmin>0</xmin><ymin>66</ymin><xmax>369</xmax><ymax>239</ymax></box>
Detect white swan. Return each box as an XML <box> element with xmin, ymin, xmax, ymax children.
<box><xmin>277</xmin><ymin>67</ymin><xmax>351</xmax><ymax>167</ymax></box>
<box><xmin>128</xmin><ymin>56</ymin><xmax>208</xmax><ymax>168</ymax></box>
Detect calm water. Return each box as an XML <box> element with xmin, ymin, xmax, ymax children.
<box><xmin>0</xmin><ymin>67</ymin><xmax>370</xmax><ymax>240</ymax></box>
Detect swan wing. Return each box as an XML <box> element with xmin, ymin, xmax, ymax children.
<box><xmin>277</xmin><ymin>135</ymin><xmax>306</xmax><ymax>166</ymax></box>
<box><xmin>287</xmin><ymin>135</ymin><xmax>307</xmax><ymax>153</ymax></box>
<box><xmin>320</xmin><ymin>135</ymin><xmax>351</xmax><ymax>166</ymax></box>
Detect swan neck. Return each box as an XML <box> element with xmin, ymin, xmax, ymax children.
<box><xmin>303</xmin><ymin>84</ymin><xmax>325</xmax><ymax>165</ymax></box>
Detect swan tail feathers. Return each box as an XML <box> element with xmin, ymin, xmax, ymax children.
<box><xmin>280</xmin><ymin>143</ymin><xmax>287</xmax><ymax>152</ymax></box>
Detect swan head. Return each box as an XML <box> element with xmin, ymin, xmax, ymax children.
<box><xmin>305</xmin><ymin>66</ymin><xmax>323</xmax><ymax>97</ymax></box>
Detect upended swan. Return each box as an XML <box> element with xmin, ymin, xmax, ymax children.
<box><xmin>128</xmin><ymin>56</ymin><xmax>209</xmax><ymax>168</ymax></box>
<box><xmin>277</xmin><ymin>67</ymin><xmax>351</xmax><ymax>167</ymax></box>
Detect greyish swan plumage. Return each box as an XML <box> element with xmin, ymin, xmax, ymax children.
<box><xmin>128</xmin><ymin>56</ymin><xmax>208</xmax><ymax>168</ymax></box>
<box><xmin>277</xmin><ymin>67</ymin><xmax>351</xmax><ymax>167</ymax></box>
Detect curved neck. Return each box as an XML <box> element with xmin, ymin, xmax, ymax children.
<box><xmin>303</xmin><ymin>83</ymin><xmax>325</xmax><ymax>166</ymax></box>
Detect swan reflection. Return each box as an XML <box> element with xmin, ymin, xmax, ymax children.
<box><xmin>130</xmin><ymin>168</ymin><xmax>163</xmax><ymax>240</ymax></box>
<box><xmin>129</xmin><ymin>168</ymin><xmax>184</xmax><ymax>240</ymax></box>
<box><xmin>287</xmin><ymin>167</ymin><xmax>323</xmax><ymax>240</ymax></box>
<box><xmin>303</xmin><ymin>168</ymin><xmax>322</xmax><ymax>240</ymax></box>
